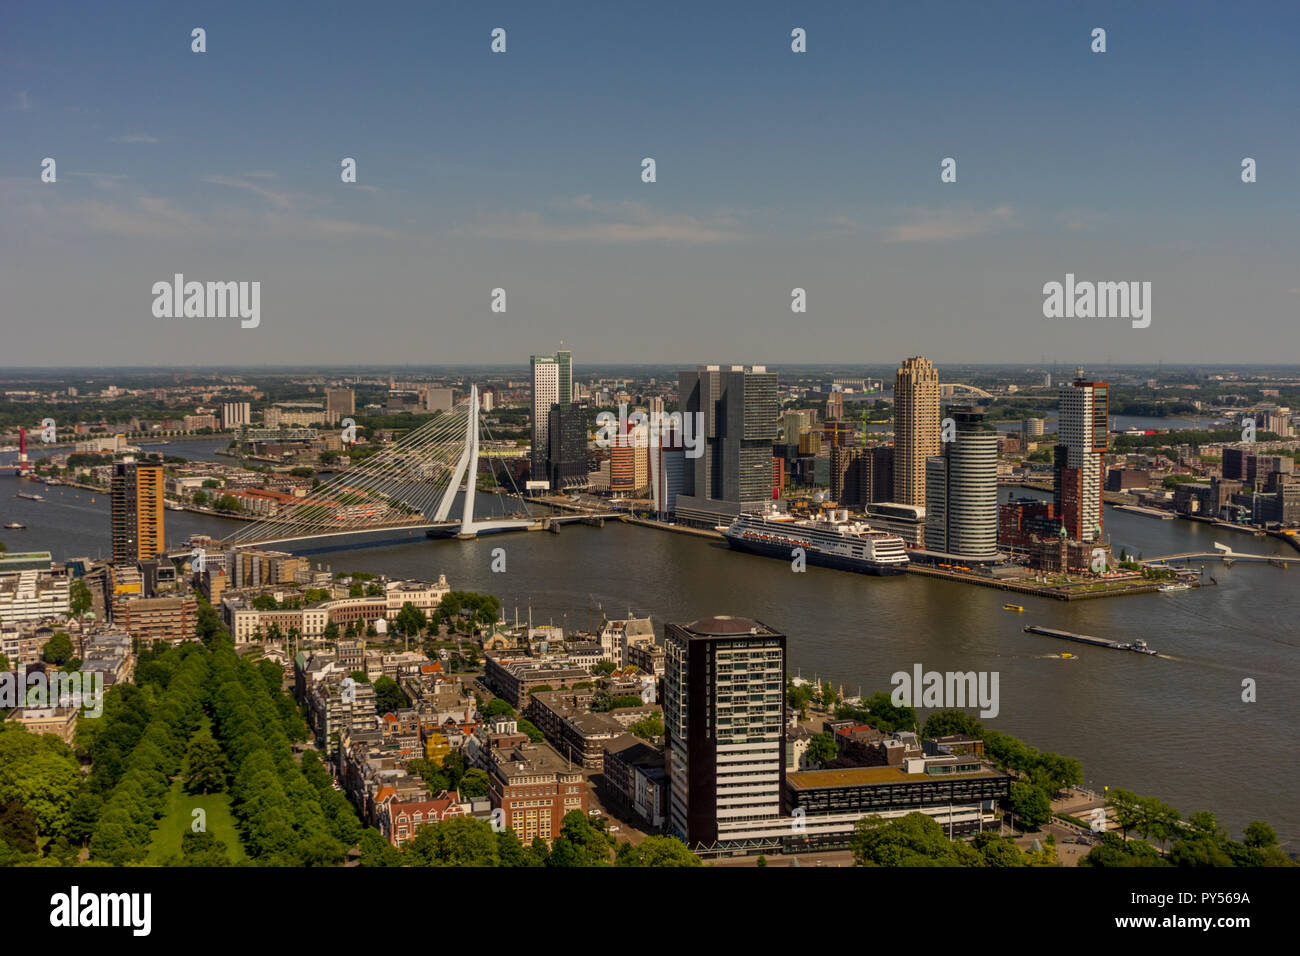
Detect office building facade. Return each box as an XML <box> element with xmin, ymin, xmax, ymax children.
<box><xmin>531</xmin><ymin>355</ymin><xmax>561</xmax><ymax>479</ymax></box>
<box><xmin>546</xmin><ymin>402</ymin><xmax>589</xmax><ymax>491</ymax></box>
<box><xmin>664</xmin><ymin>616</ymin><xmax>786</xmax><ymax>848</ymax></box>
<box><xmin>675</xmin><ymin>365</ymin><xmax>779</xmax><ymax>527</ymax></box>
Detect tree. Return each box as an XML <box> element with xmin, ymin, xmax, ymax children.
<box><xmin>183</xmin><ymin>731</ymin><xmax>228</xmax><ymax>794</ymax></box>
<box><xmin>405</xmin><ymin>816</ymin><xmax>500</xmax><ymax>867</ymax></box>
<box><xmin>805</xmin><ymin>732</ymin><xmax>838</xmax><ymax>768</ymax></box>
<box><xmin>482</xmin><ymin>698</ymin><xmax>515</xmax><ymax>718</ymax></box>
<box><xmin>614</xmin><ymin>835</ymin><xmax>701</xmax><ymax>867</ymax></box>
<box><xmin>459</xmin><ymin>768</ymin><xmax>490</xmax><ymax>799</ymax></box>
<box><xmin>0</xmin><ymin>801</ymin><xmax>39</xmax><ymax>854</ymax></box>
<box><xmin>1243</xmin><ymin>820</ymin><xmax>1278</xmax><ymax>849</ymax></box>
<box><xmin>1080</xmin><ymin>832</ymin><xmax>1168</xmax><ymax>867</ymax></box>
<box><xmin>922</xmin><ymin>709</ymin><xmax>985</xmax><ymax>740</ymax></box>
<box><xmin>0</xmin><ymin>725</ymin><xmax>81</xmax><ymax>836</ymax></box>
<box><xmin>851</xmin><ymin>812</ymin><xmax>963</xmax><ymax>867</ymax></box>
<box><xmin>516</xmin><ymin>718</ymin><xmax>544</xmax><ymax>743</ymax></box>
<box><xmin>394</xmin><ymin>602</ymin><xmax>427</xmax><ymax>638</ymax></box>
<box><xmin>68</xmin><ymin>579</ymin><xmax>93</xmax><ymax>656</ymax></box>
<box><xmin>42</xmin><ymin>632</ymin><xmax>74</xmax><ymax>666</ymax></box>
<box><xmin>372</xmin><ymin>676</ymin><xmax>407</xmax><ymax>714</ymax></box>
<box><xmin>548</xmin><ymin>810</ymin><xmax>611</xmax><ymax>867</ymax></box>
<box><xmin>1009</xmin><ymin>782</ymin><xmax>1052</xmax><ymax>829</ymax></box>
<box><xmin>629</xmin><ymin>714</ymin><xmax>664</xmax><ymax>740</ymax></box>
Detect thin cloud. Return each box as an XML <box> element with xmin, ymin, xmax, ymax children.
<box><xmin>202</xmin><ymin>174</ymin><xmax>293</xmax><ymax>210</ymax></box>
<box><xmin>469</xmin><ymin>195</ymin><xmax>745</xmax><ymax>243</ymax></box>
<box><xmin>885</xmin><ymin>204</ymin><xmax>1015</xmax><ymax>242</ymax></box>
<box><xmin>65</xmin><ymin>171</ymin><xmax>131</xmax><ymax>190</ymax></box>
<box><xmin>112</xmin><ymin>134</ymin><xmax>161</xmax><ymax>144</ymax></box>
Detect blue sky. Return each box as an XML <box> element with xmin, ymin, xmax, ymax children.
<box><xmin>2</xmin><ymin>0</ymin><xmax>1298</xmax><ymax>366</ymax></box>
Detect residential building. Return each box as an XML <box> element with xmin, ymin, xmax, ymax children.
<box><xmin>893</xmin><ymin>356</ymin><xmax>941</xmax><ymax>509</ymax></box>
<box><xmin>111</xmin><ymin>460</ymin><xmax>164</xmax><ymax>564</ymax></box>
<box><xmin>663</xmin><ymin>615</ymin><xmax>786</xmax><ymax>849</ymax></box>
<box><xmin>1054</xmin><ymin>373</ymin><xmax>1109</xmax><ymax>542</ymax></box>
<box><xmin>924</xmin><ymin>406</ymin><xmax>999</xmax><ymax>558</ymax></box>
<box><xmin>602</xmin><ymin>734</ymin><xmax>668</xmax><ymax>829</ymax></box>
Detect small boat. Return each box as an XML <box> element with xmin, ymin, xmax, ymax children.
<box><xmin>15</xmin><ymin>492</ymin><xmax>44</xmax><ymax>501</ymax></box>
<box><xmin>1059</xmin><ymin>652</ymin><xmax>1075</xmax><ymax>659</ymax></box>
<box><xmin>1158</xmin><ymin>583</ymin><xmax>1191</xmax><ymax>593</ymax></box>
<box><xmin>2</xmin><ymin>521</ymin><xmax>25</xmax><ymax>529</ymax></box>
<box><xmin>1003</xmin><ymin>603</ymin><xmax>1024</xmax><ymax>612</ymax></box>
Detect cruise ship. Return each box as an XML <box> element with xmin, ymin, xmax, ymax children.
<box><xmin>718</xmin><ymin>509</ymin><xmax>909</xmax><ymax>575</ymax></box>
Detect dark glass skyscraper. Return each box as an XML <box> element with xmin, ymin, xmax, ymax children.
<box><xmin>674</xmin><ymin>364</ymin><xmax>778</xmax><ymax>527</ymax></box>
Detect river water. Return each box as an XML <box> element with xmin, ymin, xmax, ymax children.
<box><xmin>3</xmin><ymin>439</ymin><xmax>1296</xmax><ymax>845</ymax></box>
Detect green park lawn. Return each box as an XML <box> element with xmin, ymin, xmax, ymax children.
<box><xmin>146</xmin><ymin>778</ymin><xmax>246</xmax><ymax>864</ymax></box>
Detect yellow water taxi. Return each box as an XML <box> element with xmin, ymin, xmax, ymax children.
<box><xmin>1060</xmin><ymin>653</ymin><xmax>1076</xmax><ymax>659</ymax></box>
<box><xmin>1003</xmin><ymin>603</ymin><xmax>1024</xmax><ymax>612</ymax></box>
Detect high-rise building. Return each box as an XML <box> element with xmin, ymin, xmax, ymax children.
<box><xmin>1054</xmin><ymin>373</ymin><xmax>1109</xmax><ymax>542</ymax></box>
<box><xmin>609</xmin><ymin>418</ymin><xmax>651</xmax><ymax>493</ymax></box>
<box><xmin>326</xmin><ymin>388</ymin><xmax>355</xmax><ymax>422</ymax></box>
<box><xmin>893</xmin><ymin>356</ymin><xmax>941</xmax><ymax>508</ymax></box>
<box><xmin>221</xmin><ymin>401</ymin><xmax>251</xmax><ymax>430</ymax></box>
<box><xmin>531</xmin><ymin>355</ymin><xmax>561</xmax><ymax>479</ymax></box>
<box><xmin>546</xmin><ymin>402</ymin><xmax>588</xmax><ymax>491</ymax></box>
<box><xmin>675</xmin><ymin>365</ymin><xmax>779</xmax><ymax>527</ymax></box>
<box><xmin>111</xmin><ymin>460</ymin><xmax>164</xmax><ymax>564</ymax></box>
<box><xmin>924</xmin><ymin>406</ymin><xmax>999</xmax><ymax>557</ymax></box>
<box><xmin>556</xmin><ymin>349</ymin><xmax>573</xmax><ymax>406</ymax></box>
<box><xmin>663</xmin><ymin>616</ymin><xmax>786</xmax><ymax>849</ymax></box>
<box><xmin>831</xmin><ymin>445</ymin><xmax>894</xmax><ymax>509</ymax></box>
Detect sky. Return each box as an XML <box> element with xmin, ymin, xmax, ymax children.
<box><xmin>2</xmin><ymin>0</ymin><xmax>1298</xmax><ymax>368</ymax></box>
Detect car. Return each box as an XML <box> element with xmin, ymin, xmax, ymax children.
<box><xmin>608</xmin><ymin>825</ymin><xmax>620</xmax><ymax>832</ymax></box>
<box><xmin>588</xmin><ymin>809</ymin><xmax>602</xmax><ymax>816</ymax></box>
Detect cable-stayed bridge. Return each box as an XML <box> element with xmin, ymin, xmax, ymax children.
<box><xmin>220</xmin><ymin>385</ymin><xmax>559</xmax><ymax>549</ymax></box>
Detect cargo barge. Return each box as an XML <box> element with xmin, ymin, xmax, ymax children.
<box><xmin>1024</xmin><ymin>625</ymin><xmax>1157</xmax><ymax>655</ymax></box>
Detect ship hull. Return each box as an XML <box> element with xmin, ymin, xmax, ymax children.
<box><xmin>722</xmin><ymin>531</ymin><xmax>907</xmax><ymax>576</ymax></box>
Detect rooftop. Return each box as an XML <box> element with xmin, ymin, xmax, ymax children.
<box><xmin>787</xmin><ymin>763</ymin><xmax>1001</xmax><ymax>790</ymax></box>
<box><xmin>680</xmin><ymin>615</ymin><xmax>778</xmax><ymax>637</ymax></box>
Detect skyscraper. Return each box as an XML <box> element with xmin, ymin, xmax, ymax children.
<box><xmin>674</xmin><ymin>364</ymin><xmax>779</xmax><ymax>527</ymax></box>
<box><xmin>556</xmin><ymin>349</ymin><xmax>572</xmax><ymax>405</ymax></box>
<box><xmin>531</xmin><ymin>348</ymin><xmax>576</xmax><ymax>483</ymax></box>
<box><xmin>111</xmin><ymin>460</ymin><xmax>164</xmax><ymax>564</ymax></box>
<box><xmin>1054</xmin><ymin>373</ymin><xmax>1109</xmax><ymax>542</ymax></box>
<box><xmin>530</xmin><ymin>354</ymin><xmax>560</xmax><ymax>480</ymax></box>
<box><xmin>893</xmin><ymin>356</ymin><xmax>941</xmax><ymax>508</ymax></box>
<box><xmin>546</xmin><ymin>402</ymin><xmax>588</xmax><ymax>491</ymax></box>
<box><xmin>924</xmin><ymin>406</ymin><xmax>999</xmax><ymax>557</ymax></box>
<box><xmin>663</xmin><ymin>616</ymin><xmax>786</xmax><ymax>848</ymax></box>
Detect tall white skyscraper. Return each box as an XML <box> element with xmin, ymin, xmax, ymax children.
<box><xmin>531</xmin><ymin>355</ymin><xmax>560</xmax><ymax>478</ymax></box>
